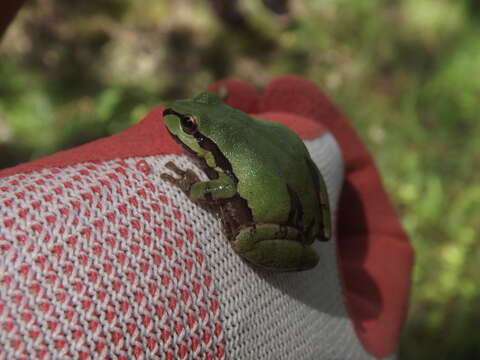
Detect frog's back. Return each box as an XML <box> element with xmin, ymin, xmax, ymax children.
<box><xmin>214</xmin><ymin>111</ymin><xmax>322</xmax><ymax>232</ymax></box>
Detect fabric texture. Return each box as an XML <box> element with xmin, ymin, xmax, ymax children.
<box><xmin>0</xmin><ymin>76</ymin><xmax>413</xmax><ymax>359</ymax></box>
<box><xmin>1</xmin><ymin>157</ymin><xmax>225</xmax><ymax>359</ymax></box>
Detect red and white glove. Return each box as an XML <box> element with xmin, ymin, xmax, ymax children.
<box><xmin>0</xmin><ymin>76</ymin><xmax>413</xmax><ymax>360</ymax></box>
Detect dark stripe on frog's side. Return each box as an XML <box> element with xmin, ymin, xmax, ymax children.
<box><xmin>285</xmin><ymin>184</ymin><xmax>312</xmax><ymax>243</ymax></box>
<box><xmin>191</xmin><ymin>131</ymin><xmax>238</xmax><ymax>185</ymax></box>
<box><xmin>305</xmin><ymin>156</ymin><xmax>331</xmax><ymax>241</ymax></box>
<box><xmin>286</xmin><ymin>184</ymin><xmax>304</xmax><ymax>230</ymax></box>
<box><xmin>304</xmin><ymin>218</ymin><xmax>315</xmax><ymax>244</ymax></box>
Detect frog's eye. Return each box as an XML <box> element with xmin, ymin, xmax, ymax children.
<box><xmin>180</xmin><ymin>115</ymin><xmax>198</xmax><ymax>134</ymax></box>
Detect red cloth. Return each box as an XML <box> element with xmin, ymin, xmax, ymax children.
<box><xmin>0</xmin><ymin>75</ymin><xmax>414</xmax><ymax>357</ymax></box>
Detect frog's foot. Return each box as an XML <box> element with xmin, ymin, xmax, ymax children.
<box><xmin>160</xmin><ymin>161</ymin><xmax>200</xmax><ymax>193</ymax></box>
<box><xmin>232</xmin><ymin>224</ymin><xmax>319</xmax><ymax>272</ymax></box>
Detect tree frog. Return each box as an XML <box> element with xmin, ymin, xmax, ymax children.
<box><xmin>160</xmin><ymin>92</ymin><xmax>331</xmax><ymax>272</ymax></box>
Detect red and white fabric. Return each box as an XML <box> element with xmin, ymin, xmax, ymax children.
<box><xmin>0</xmin><ymin>76</ymin><xmax>414</xmax><ymax>359</ymax></box>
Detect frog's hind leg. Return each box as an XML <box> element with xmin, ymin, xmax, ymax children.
<box><xmin>242</xmin><ymin>240</ymin><xmax>319</xmax><ymax>272</ymax></box>
<box><xmin>233</xmin><ymin>225</ymin><xmax>319</xmax><ymax>272</ymax></box>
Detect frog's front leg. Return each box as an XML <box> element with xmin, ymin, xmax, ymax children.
<box><xmin>233</xmin><ymin>225</ymin><xmax>319</xmax><ymax>272</ymax></box>
<box><xmin>161</xmin><ymin>161</ymin><xmax>237</xmax><ymax>201</ymax></box>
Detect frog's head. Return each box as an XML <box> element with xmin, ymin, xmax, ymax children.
<box><xmin>162</xmin><ymin>92</ymin><xmax>226</xmax><ymax>168</ymax></box>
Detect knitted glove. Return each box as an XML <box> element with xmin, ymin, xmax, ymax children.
<box><xmin>0</xmin><ymin>75</ymin><xmax>413</xmax><ymax>360</ymax></box>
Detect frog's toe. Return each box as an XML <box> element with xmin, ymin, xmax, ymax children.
<box><xmin>164</xmin><ymin>161</ymin><xmax>185</xmax><ymax>175</ymax></box>
<box><xmin>238</xmin><ymin>239</ymin><xmax>319</xmax><ymax>272</ymax></box>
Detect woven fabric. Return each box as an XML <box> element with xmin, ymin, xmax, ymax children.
<box><xmin>0</xmin><ymin>132</ymin><xmax>385</xmax><ymax>359</ymax></box>
<box><xmin>0</xmin><ymin>156</ymin><xmax>225</xmax><ymax>359</ymax></box>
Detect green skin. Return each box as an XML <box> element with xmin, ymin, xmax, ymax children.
<box><xmin>160</xmin><ymin>92</ymin><xmax>331</xmax><ymax>272</ymax></box>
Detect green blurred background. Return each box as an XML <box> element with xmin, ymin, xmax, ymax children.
<box><xmin>0</xmin><ymin>0</ymin><xmax>479</xmax><ymax>358</ymax></box>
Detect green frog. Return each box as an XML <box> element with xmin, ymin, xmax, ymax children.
<box><xmin>160</xmin><ymin>92</ymin><xmax>331</xmax><ymax>272</ymax></box>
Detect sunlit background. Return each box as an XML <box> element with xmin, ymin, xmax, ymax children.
<box><xmin>1</xmin><ymin>1</ymin><xmax>479</xmax><ymax>358</ymax></box>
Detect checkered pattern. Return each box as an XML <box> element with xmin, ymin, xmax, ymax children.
<box><xmin>0</xmin><ymin>133</ymin><xmax>394</xmax><ymax>359</ymax></box>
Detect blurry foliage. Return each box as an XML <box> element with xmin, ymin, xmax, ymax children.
<box><xmin>0</xmin><ymin>0</ymin><xmax>479</xmax><ymax>358</ymax></box>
